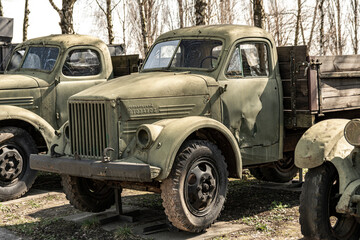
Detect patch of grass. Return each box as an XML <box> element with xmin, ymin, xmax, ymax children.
<box><xmin>270</xmin><ymin>201</ymin><xmax>290</xmax><ymax>210</ymax></box>
<box><xmin>81</xmin><ymin>217</ymin><xmax>100</xmax><ymax>230</ymax></box>
<box><xmin>114</xmin><ymin>226</ymin><xmax>134</xmax><ymax>240</ymax></box>
<box><xmin>0</xmin><ymin>203</ymin><xmax>11</xmax><ymax>213</ymax></box>
<box><xmin>26</xmin><ymin>200</ymin><xmax>42</xmax><ymax>208</ymax></box>
<box><xmin>255</xmin><ymin>222</ymin><xmax>268</xmax><ymax>232</ymax></box>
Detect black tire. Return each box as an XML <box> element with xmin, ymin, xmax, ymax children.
<box><xmin>61</xmin><ymin>175</ymin><xmax>115</xmax><ymax>212</ymax></box>
<box><xmin>161</xmin><ymin>140</ymin><xmax>228</xmax><ymax>232</ymax></box>
<box><xmin>249</xmin><ymin>152</ymin><xmax>298</xmax><ymax>183</ymax></box>
<box><xmin>300</xmin><ymin>162</ymin><xmax>360</xmax><ymax>240</ymax></box>
<box><xmin>0</xmin><ymin>127</ymin><xmax>38</xmax><ymax>201</ymax></box>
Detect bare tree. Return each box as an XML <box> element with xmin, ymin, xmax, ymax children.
<box><xmin>219</xmin><ymin>0</ymin><xmax>234</xmax><ymax>24</ymax></box>
<box><xmin>253</xmin><ymin>0</ymin><xmax>265</xmax><ymax>28</ymax></box>
<box><xmin>318</xmin><ymin>0</ymin><xmax>326</xmax><ymax>55</ymax></box>
<box><xmin>195</xmin><ymin>0</ymin><xmax>207</xmax><ymax>25</ymax></box>
<box><xmin>334</xmin><ymin>0</ymin><xmax>342</xmax><ymax>54</ymax></box>
<box><xmin>294</xmin><ymin>0</ymin><xmax>302</xmax><ymax>45</ymax></box>
<box><xmin>267</xmin><ymin>0</ymin><xmax>295</xmax><ymax>46</ymax></box>
<box><xmin>0</xmin><ymin>0</ymin><xmax>3</xmax><ymax>16</ymax></box>
<box><xmin>178</xmin><ymin>0</ymin><xmax>184</xmax><ymax>28</ymax></box>
<box><xmin>350</xmin><ymin>0</ymin><xmax>359</xmax><ymax>54</ymax></box>
<box><xmin>129</xmin><ymin>0</ymin><xmax>159</xmax><ymax>56</ymax></box>
<box><xmin>116</xmin><ymin>0</ymin><xmax>127</xmax><ymax>52</ymax></box>
<box><xmin>307</xmin><ymin>0</ymin><xmax>319</xmax><ymax>51</ymax></box>
<box><xmin>23</xmin><ymin>0</ymin><xmax>30</xmax><ymax>41</ymax></box>
<box><xmin>49</xmin><ymin>0</ymin><xmax>77</xmax><ymax>34</ymax></box>
<box><xmin>95</xmin><ymin>0</ymin><xmax>121</xmax><ymax>44</ymax></box>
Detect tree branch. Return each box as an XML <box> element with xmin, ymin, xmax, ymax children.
<box><xmin>48</xmin><ymin>0</ymin><xmax>61</xmax><ymax>14</ymax></box>
<box><xmin>95</xmin><ymin>0</ymin><xmax>106</xmax><ymax>15</ymax></box>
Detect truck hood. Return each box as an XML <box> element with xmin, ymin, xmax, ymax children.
<box><xmin>71</xmin><ymin>72</ymin><xmax>214</xmax><ymax>100</ymax></box>
<box><xmin>0</xmin><ymin>74</ymin><xmax>40</xmax><ymax>90</ymax></box>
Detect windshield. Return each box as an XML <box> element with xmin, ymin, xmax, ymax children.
<box><xmin>143</xmin><ymin>39</ymin><xmax>223</xmax><ymax>71</ymax></box>
<box><xmin>6</xmin><ymin>46</ymin><xmax>60</xmax><ymax>72</ymax></box>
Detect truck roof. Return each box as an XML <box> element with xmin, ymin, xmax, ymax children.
<box><xmin>16</xmin><ymin>34</ymin><xmax>106</xmax><ymax>49</ymax></box>
<box><xmin>156</xmin><ymin>24</ymin><xmax>275</xmax><ymax>45</ymax></box>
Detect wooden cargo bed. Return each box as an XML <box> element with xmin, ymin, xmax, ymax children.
<box><xmin>277</xmin><ymin>46</ymin><xmax>360</xmax><ymax>130</ymax></box>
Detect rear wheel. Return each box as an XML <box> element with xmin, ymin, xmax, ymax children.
<box><xmin>62</xmin><ymin>175</ymin><xmax>114</xmax><ymax>212</ymax></box>
<box><xmin>0</xmin><ymin>127</ymin><xmax>38</xmax><ymax>201</ymax></box>
<box><xmin>249</xmin><ymin>152</ymin><xmax>298</xmax><ymax>183</ymax></box>
<box><xmin>161</xmin><ymin>140</ymin><xmax>228</xmax><ymax>232</ymax></box>
<box><xmin>300</xmin><ymin>163</ymin><xmax>360</xmax><ymax>239</ymax></box>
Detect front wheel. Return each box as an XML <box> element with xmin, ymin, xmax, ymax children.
<box><xmin>0</xmin><ymin>127</ymin><xmax>38</xmax><ymax>201</ymax></box>
<box><xmin>300</xmin><ymin>163</ymin><xmax>360</xmax><ymax>239</ymax></box>
<box><xmin>161</xmin><ymin>140</ymin><xmax>228</xmax><ymax>232</ymax></box>
<box><xmin>62</xmin><ymin>175</ymin><xmax>115</xmax><ymax>212</ymax></box>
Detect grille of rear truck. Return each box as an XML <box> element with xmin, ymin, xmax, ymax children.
<box><xmin>69</xmin><ymin>101</ymin><xmax>107</xmax><ymax>158</ymax></box>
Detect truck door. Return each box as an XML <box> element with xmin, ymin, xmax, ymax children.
<box><xmin>220</xmin><ymin>39</ymin><xmax>281</xmax><ymax>165</ymax></box>
<box><xmin>55</xmin><ymin>48</ymin><xmax>107</xmax><ymax>128</ymax></box>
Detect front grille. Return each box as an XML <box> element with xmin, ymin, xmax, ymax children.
<box><xmin>69</xmin><ymin>101</ymin><xmax>107</xmax><ymax>158</ymax></box>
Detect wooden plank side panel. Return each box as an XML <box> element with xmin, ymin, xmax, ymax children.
<box><xmin>322</xmin><ymin>95</ymin><xmax>360</xmax><ymax>111</ymax></box>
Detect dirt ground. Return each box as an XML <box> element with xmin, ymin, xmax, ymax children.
<box><xmin>0</xmin><ymin>172</ymin><xmax>304</xmax><ymax>240</ymax></box>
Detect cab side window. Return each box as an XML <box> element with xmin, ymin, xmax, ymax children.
<box><xmin>226</xmin><ymin>42</ymin><xmax>269</xmax><ymax>78</ymax></box>
<box><xmin>62</xmin><ymin>49</ymin><xmax>101</xmax><ymax>76</ymax></box>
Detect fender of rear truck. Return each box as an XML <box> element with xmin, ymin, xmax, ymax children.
<box><xmin>295</xmin><ymin>119</ymin><xmax>353</xmax><ymax>170</ymax></box>
<box><xmin>144</xmin><ymin>116</ymin><xmax>242</xmax><ymax>180</ymax></box>
<box><xmin>0</xmin><ymin>105</ymin><xmax>55</xmax><ymax>149</ymax></box>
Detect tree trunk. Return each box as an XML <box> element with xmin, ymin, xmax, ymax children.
<box><xmin>319</xmin><ymin>0</ymin><xmax>325</xmax><ymax>55</ymax></box>
<box><xmin>195</xmin><ymin>0</ymin><xmax>206</xmax><ymax>25</ymax></box>
<box><xmin>23</xmin><ymin>0</ymin><xmax>30</xmax><ymax>42</ymax></box>
<box><xmin>294</xmin><ymin>0</ymin><xmax>301</xmax><ymax>46</ymax></box>
<box><xmin>177</xmin><ymin>0</ymin><xmax>184</xmax><ymax>28</ymax></box>
<box><xmin>352</xmin><ymin>0</ymin><xmax>359</xmax><ymax>54</ymax></box>
<box><xmin>335</xmin><ymin>0</ymin><xmax>342</xmax><ymax>54</ymax></box>
<box><xmin>137</xmin><ymin>0</ymin><xmax>148</xmax><ymax>55</ymax></box>
<box><xmin>106</xmin><ymin>0</ymin><xmax>115</xmax><ymax>44</ymax></box>
<box><xmin>253</xmin><ymin>0</ymin><xmax>265</xmax><ymax>29</ymax></box>
<box><xmin>0</xmin><ymin>0</ymin><xmax>3</xmax><ymax>17</ymax></box>
<box><xmin>307</xmin><ymin>0</ymin><xmax>318</xmax><ymax>52</ymax></box>
<box><xmin>49</xmin><ymin>0</ymin><xmax>77</xmax><ymax>34</ymax></box>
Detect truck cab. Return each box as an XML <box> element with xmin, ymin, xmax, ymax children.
<box><xmin>0</xmin><ymin>34</ymin><xmax>114</xmax><ymax>201</ymax></box>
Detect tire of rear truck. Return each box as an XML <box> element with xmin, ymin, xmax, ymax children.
<box><xmin>0</xmin><ymin>127</ymin><xmax>38</xmax><ymax>201</ymax></box>
<box><xmin>249</xmin><ymin>152</ymin><xmax>298</xmax><ymax>183</ymax></box>
<box><xmin>61</xmin><ymin>175</ymin><xmax>115</xmax><ymax>212</ymax></box>
<box><xmin>161</xmin><ymin>140</ymin><xmax>228</xmax><ymax>232</ymax></box>
<box><xmin>299</xmin><ymin>162</ymin><xmax>360</xmax><ymax>240</ymax></box>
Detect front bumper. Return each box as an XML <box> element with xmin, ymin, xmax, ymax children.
<box><xmin>30</xmin><ymin>154</ymin><xmax>161</xmax><ymax>182</ymax></box>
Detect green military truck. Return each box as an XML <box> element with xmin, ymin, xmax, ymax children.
<box><xmin>0</xmin><ymin>34</ymin><xmax>138</xmax><ymax>201</ymax></box>
<box><xmin>30</xmin><ymin>25</ymin><xmax>360</xmax><ymax>232</ymax></box>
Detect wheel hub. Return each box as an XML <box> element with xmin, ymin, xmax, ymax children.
<box><xmin>0</xmin><ymin>146</ymin><xmax>23</xmax><ymax>181</ymax></box>
<box><xmin>186</xmin><ymin>161</ymin><xmax>218</xmax><ymax>214</ymax></box>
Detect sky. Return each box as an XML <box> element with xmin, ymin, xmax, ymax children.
<box><xmin>3</xmin><ymin>0</ymin><xmax>95</xmax><ymax>43</ymax></box>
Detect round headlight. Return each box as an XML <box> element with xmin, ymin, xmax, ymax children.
<box><xmin>137</xmin><ymin>127</ymin><xmax>151</xmax><ymax>148</ymax></box>
<box><xmin>136</xmin><ymin>124</ymin><xmax>163</xmax><ymax>149</ymax></box>
<box><xmin>344</xmin><ymin>119</ymin><xmax>360</xmax><ymax>146</ymax></box>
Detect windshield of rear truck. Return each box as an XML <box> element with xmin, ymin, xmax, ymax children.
<box><xmin>143</xmin><ymin>39</ymin><xmax>223</xmax><ymax>71</ymax></box>
<box><xmin>6</xmin><ymin>46</ymin><xmax>60</xmax><ymax>72</ymax></box>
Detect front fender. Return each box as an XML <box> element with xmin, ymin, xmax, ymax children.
<box><xmin>295</xmin><ymin>119</ymin><xmax>353</xmax><ymax>169</ymax></box>
<box><xmin>0</xmin><ymin>105</ymin><xmax>55</xmax><ymax>149</ymax></box>
<box><xmin>145</xmin><ymin>116</ymin><xmax>242</xmax><ymax>180</ymax></box>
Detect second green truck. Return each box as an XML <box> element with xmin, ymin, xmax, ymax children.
<box><xmin>30</xmin><ymin>25</ymin><xmax>360</xmax><ymax>232</ymax></box>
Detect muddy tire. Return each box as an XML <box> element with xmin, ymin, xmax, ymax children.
<box><xmin>61</xmin><ymin>175</ymin><xmax>114</xmax><ymax>212</ymax></box>
<box><xmin>300</xmin><ymin>162</ymin><xmax>360</xmax><ymax>240</ymax></box>
<box><xmin>249</xmin><ymin>152</ymin><xmax>298</xmax><ymax>183</ymax></box>
<box><xmin>161</xmin><ymin>140</ymin><xmax>228</xmax><ymax>232</ymax></box>
<box><xmin>0</xmin><ymin>127</ymin><xmax>38</xmax><ymax>201</ymax></box>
